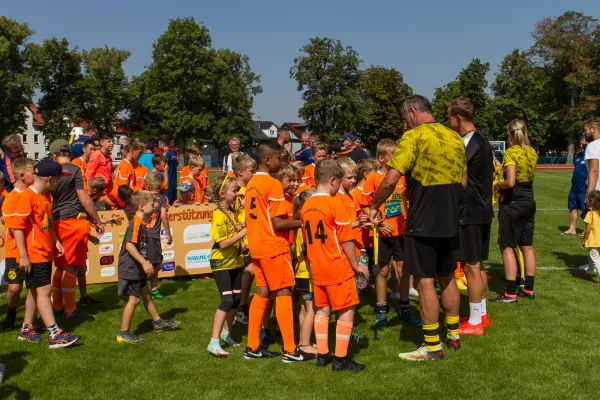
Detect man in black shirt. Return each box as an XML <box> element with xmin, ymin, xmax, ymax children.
<box><xmin>447</xmin><ymin>97</ymin><xmax>494</xmax><ymax>335</ymax></box>
<box><xmin>338</xmin><ymin>133</ymin><xmax>368</xmax><ymax>163</ymax></box>
<box><xmin>50</xmin><ymin>140</ymin><xmax>105</xmax><ymax>320</ymax></box>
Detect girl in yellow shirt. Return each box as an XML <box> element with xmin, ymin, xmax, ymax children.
<box><xmin>582</xmin><ymin>191</ymin><xmax>600</xmax><ymax>285</ymax></box>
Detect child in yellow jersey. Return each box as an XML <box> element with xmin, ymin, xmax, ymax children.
<box><xmin>292</xmin><ymin>189</ymin><xmax>318</xmax><ymax>357</ymax></box>
<box><xmin>230</xmin><ymin>154</ymin><xmax>257</xmax><ymax>325</ymax></box>
<box><xmin>208</xmin><ymin>176</ymin><xmax>247</xmax><ymax>356</ymax></box>
<box><xmin>582</xmin><ymin>191</ymin><xmax>600</xmax><ymax>284</ymax></box>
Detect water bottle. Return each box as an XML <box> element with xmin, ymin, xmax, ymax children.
<box><xmin>355</xmin><ymin>249</ymin><xmax>369</xmax><ymax>289</ymax></box>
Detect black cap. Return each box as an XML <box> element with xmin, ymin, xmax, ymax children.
<box><xmin>34</xmin><ymin>160</ymin><xmax>72</xmax><ymax>177</ymax></box>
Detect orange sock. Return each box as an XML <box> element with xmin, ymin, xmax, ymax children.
<box><xmin>247</xmin><ymin>295</ymin><xmax>269</xmax><ymax>350</ymax></box>
<box><xmin>314</xmin><ymin>314</ymin><xmax>330</xmax><ymax>355</ymax></box>
<box><xmin>62</xmin><ymin>270</ymin><xmax>78</xmax><ymax>315</ymax></box>
<box><xmin>454</xmin><ymin>262</ymin><xmax>463</xmax><ymax>280</ymax></box>
<box><xmin>335</xmin><ymin>320</ymin><xmax>353</xmax><ymax>358</ymax></box>
<box><xmin>275</xmin><ymin>296</ymin><xmax>296</xmax><ymax>353</ymax></box>
<box><xmin>51</xmin><ymin>268</ymin><xmax>64</xmax><ymax>311</ymax></box>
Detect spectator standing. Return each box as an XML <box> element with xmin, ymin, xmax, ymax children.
<box><xmin>293</xmin><ymin>132</ymin><xmax>313</xmax><ymax>166</ymax></box>
<box><xmin>584</xmin><ymin>118</ymin><xmax>600</xmax><ymax>203</ymax></box>
<box><xmin>86</xmin><ymin>132</ymin><xmax>114</xmax><ymax>194</ymax></box>
<box><xmin>1</xmin><ymin>134</ymin><xmax>26</xmax><ymax>192</ymax></box>
<box><xmin>222</xmin><ymin>137</ymin><xmax>244</xmax><ymax>175</ymax></box>
<box><xmin>338</xmin><ymin>133</ymin><xmax>368</xmax><ymax>164</ymax></box>
<box><xmin>563</xmin><ymin>136</ymin><xmax>588</xmax><ymax>235</ymax></box>
<box><xmin>277</xmin><ymin>128</ymin><xmax>292</xmax><ymax>153</ymax></box>
<box><xmin>158</xmin><ymin>138</ymin><xmax>178</xmax><ymax>203</ymax></box>
<box><xmin>71</xmin><ymin>125</ymin><xmax>97</xmax><ymax>158</ymax></box>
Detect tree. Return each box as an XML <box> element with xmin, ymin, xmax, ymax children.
<box><xmin>532</xmin><ymin>11</ymin><xmax>600</xmax><ymax>157</ymax></box>
<box><xmin>129</xmin><ymin>17</ymin><xmax>261</xmax><ymax>149</ymax></box>
<box><xmin>79</xmin><ymin>46</ymin><xmax>130</xmax><ymax>130</ymax></box>
<box><xmin>432</xmin><ymin>58</ymin><xmax>490</xmax><ymax>127</ymax></box>
<box><xmin>26</xmin><ymin>38</ymin><xmax>83</xmax><ymax>143</ymax></box>
<box><xmin>0</xmin><ymin>17</ymin><xmax>35</xmax><ymax>137</ymax></box>
<box><xmin>358</xmin><ymin>65</ymin><xmax>413</xmax><ymax>147</ymax></box>
<box><xmin>290</xmin><ymin>37</ymin><xmax>363</xmax><ymax>141</ymax></box>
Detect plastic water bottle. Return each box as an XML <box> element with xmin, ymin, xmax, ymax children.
<box><xmin>355</xmin><ymin>250</ymin><xmax>369</xmax><ymax>289</ymax></box>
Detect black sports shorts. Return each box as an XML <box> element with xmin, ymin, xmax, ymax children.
<box><xmin>403</xmin><ymin>235</ymin><xmax>458</xmax><ymax>278</ymax></box>
<box><xmin>458</xmin><ymin>224</ymin><xmax>491</xmax><ymax>264</ymax></box>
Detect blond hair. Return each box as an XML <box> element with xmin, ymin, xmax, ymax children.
<box><xmin>188</xmin><ymin>156</ymin><xmax>206</xmax><ymax>169</ymax></box>
<box><xmin>312</xmin><ymin>142</ymin><xmax>329</xmax><ymax>155</ymax></box>
<box><xmin>88</xmin><ymin>177</ymin><xmax>106</xmax><ymax>192</ymax></box>
<box><xmin>290</xmin><ymin>161</ymin><xmax>305</xmax><ymax>176</ymax></box>
<box><xmin>131</xmin><ymin>190</ymin><xmax>154</xmax><ymax>211</ymax></box>
<box><xmin>357</xmin><ymin>158</ymin><xmax>379</xmax><ymax>179</ymax></box>
<box><xmin>336</xmin><ymin>157</ymin><xmax>357</xmax><ymax>174</ymax></box>
<box><xmin>277</xmin><ymin>164</ymin><xmax>299</xmax><ymax>181</ymax></box>
<box><xmin>508</xmin><ymin>119</ymin><xmax>529</xmax><ymax>150</ymax></box>
<box><xmin>314</xmin><ymin>159</ymin><xmax>343</xmax><ymax>185</ymax></box>
<box><xmin>209</xmin><ymin>175</ymin><xmax>235</xmax><ymax>203</ymax></box>
<box><xmin>232</xmin><ymin>154</ymin><xmax>256</xmax><ymax>176</ymax></box>
<box><xmin>145</xmin><ymin>171</ymin><xmax>164</xmax><ymax>191</ymax></box>
<box><xmin>12</xmin><ymin>158</ymin><xmax>36</xmax><ymax>175</ymax></box>
<box><xmin>2</xmin><ymin>134</ymin><xmax>22</xmax><ymax>153</ymax></box>
<box><xmin>129</xmin><ymin>138</ymin><xmax>144</xmax><ymax>152</ymax></box>
<box><xmin>376</xmin><ymin>139</ymin><xmax>397</xmax><ymax>157</ymax></box>
<box><xmin>187</xmin><ymin>145</ymin><xmax>202</xmax><ymax>156</ymax></box>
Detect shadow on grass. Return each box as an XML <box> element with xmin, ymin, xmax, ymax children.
<box><xmin>0</xmin><ymin>351</ymin><xmax>31</xmax><ymax>399</ymax></box>
<box><xmin>133</xmin><ymin>307</ymin><xmax>189</xmax><ymax>335</ymax></box>
<box><xmin>552</xmin><ymin>251</ymin><xmax>588</xmax><ymax>278</ymax></box>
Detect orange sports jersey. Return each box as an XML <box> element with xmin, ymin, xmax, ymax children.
<box><xmin>134</xmin><ymin>164</ymin><xmax>149</xmax><ymax>189</ymax></box>
<box><xmin>295</xmin><ymin>182</ymin><xmax>311</xmax><ymax>195</ymax></box>
<box><xmin>360</xmin><ymin>170</ymin><xmax>407</xmax><ymax>237</ymax></box>
<box><xmin>244</xmin><ymin>172</ymin><xmax>290</xmax><ymax>259</ymax></box>
<box><xmin>300</xmin><ymin>193</ymin><xmax>355</xmax><ymax>286</ymax></box>
<box><xmin>302</xmin><ymin>164</ymin><xmax>316</xmax><ymax>188</ymax></box>
<box><xmin>71</xmin><ymin>157</ymin><xmax>88</xmax><ymax>190</ymax></box>
<box><xmin>12</xmin><ymin>187</ymin><xmax>55</xmax><ymax>263</ymax></box>
<box><xmin>111</xmin><ymin>159</ymin><xmax>137</xmax><ymax>202</ymax></box>
<box><xmin>226</xmin><ymin>170</ymin><xmax>235</xmax><ymax>179</ymax></box>
<box><xmin>351</xmin><ymin>186</ymin><xmax>372</xmax><ymax>248</ymax></box>
<box><xmin>335</xmin><ymin>190</ymin><xmax>361</xmax><ymax>254</ymax></box>
<box><xmin>2</xmin><ymin>188</ymin><xmax>24</xmax><ymax>258</ymax></box>
<box><xmin>179</xmin><ymin>166</ymin><xmax>209</xmax><ymax>186</ymax></box>
<box><xmin>284</xmin><ymin>194</ymin><xmax>294</xmax><ymax>244</ymax></box>
<box><xmin>180</xmin><ymin>175</ymin><xmax>204</xmax><ymax>204</ymax></box>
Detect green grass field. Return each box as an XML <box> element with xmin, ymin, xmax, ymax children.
<box><xmin>1</xmin><ymin>170</ymin><xmax>598</xmax><ymax>399</ymax></box>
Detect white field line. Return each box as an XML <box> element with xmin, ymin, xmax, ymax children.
<box><xmin>486</xmin><ymin>265</ymin><xmax>583</xmax><ymax>271</ymax></box>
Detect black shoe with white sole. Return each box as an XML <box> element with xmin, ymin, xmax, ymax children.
<box><xmin>243</xmin><ymin>346</ymin><xmax>280</xmax><ymax>360</ymax></box>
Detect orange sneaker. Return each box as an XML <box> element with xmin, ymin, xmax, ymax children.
<box><xmin>481</xmin><ymin>314</ymin><xmax>490</xmax><ymax>327</ymax></box>
<box><xmin>458</xmin><ymin>322</ymin><xmax>484</xmax><ymax>336</ymax></box>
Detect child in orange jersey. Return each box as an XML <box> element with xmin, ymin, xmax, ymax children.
<box><xmin>109</xmin><ymin>140</ymin><xmax>144</xmax><ymax>203</ymax></box>
<box><xmin>152</xmin><ymin>154</ymin><xmax>169</xmax><ymax>193</ymax></box>
<box><xmin>243</xmin><ymin>141</ymin><xmax>303</xmax><ymax>362</ymax></box>
<box><xmin>291</xmin><ymin>161</ymin><xmax>309</xmax><ymax>194</ymax></box>
<box><xmin>179</xmin><ymin>157</ymin><xmax>207</xmax><ymax>203</ymax></box>
<box><xmin>231</xmin><ymin>154</ymin><xmax>257</xmax><ymax>325</ymax></box>
<box><xmin>144</xmin><ymin>171</ymin><xmax>173</xmax><ymax>301</ymax></box>
<box><xmin>71</xmin><ymin>139</ymin><xmax>95</xmax><ymax>190</ymax></box>
<box><xmin>116</xmin><ymin>190</ymin><xmax>180</xmax><ymax>344</ymax></box>
<box><xmin>302</xmin><ymin>142</ymin><xmax>329</xmax><ymax>188</ymax></box>
<box><xmin>360</xmin><ymin>139</ymin><xmax>420</xmax><ymax>328</ymax></box>
<box><xmin>292</xmin><ymin>189</ymin><xmax>318</xmax><ymax>358</ymax></box>
<box><xmin>1</xmin><ymin>159</ymin><xmax>37</xmax><ymax>333</ymax></box>
<box><xmin>180</xmin><ymin>145</ymin><xmax>209</xmax><ymax>187</ymax></box>
<box><xmin>13</xmin><ymin>160</ymin><xmax>80</xmax><ymax>348</ymax></box>
<box><xmin>300</xmin><ymin>159</ymin><xmax>369</xmax><ymax>371</ymax></box>
<box><xmin>351</xmin><ymin>159</ymin><xmax>379</xmax><ymax>275</ymax></box>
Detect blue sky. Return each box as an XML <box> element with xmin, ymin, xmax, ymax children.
<box><xmin>3</xmin><ymin>0</ymin><xmax>599</xmax><ymax>124</ymax></box>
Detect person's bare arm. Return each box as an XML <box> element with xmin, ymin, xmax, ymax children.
<box><xmin>368</xmin><ymin>169</ymin><xmax>401</xmax><ymax>224</ymax></box>
<box><xmin>76</xmin><ymin>189</ymin><xmax>105</xmax><ymax>235</ymax></box>
<box><xmin>461</xmin><ymin>171</ymin><xmax>468</xmax><ymax>189</ymax></box>
<box><xmin>496</xmin><ymin>165</ymin><xmax>516</xmax><ymax>190</ymax></box>
<box><xmin>587</xmin><ymin>159</ymin><xmax>599</xmax><ymax>196</ymax></box>
<box><xmin>582</xmin><ymin>224</ymin><xmax>591</xmax><ymax>248</ymax></box>
<box><xmin>218</xmin><ymin>228</ymin><xmax>248</xmax><ymax>249</ymax></box>
<box><xmin>13</xmin><ymin>229</ymin><xmax>30</xmax><ymax>274</ymax></box>
<box><xmin>160</xmin><ymin>207</ymin><xmax>173</xmax><ymax>245</ymax></box>
<box><xmin>272</xmin><ymin>216</ymin><xmax>302</xmax><ymax>231</ymax></box>
<box><xmin>341</xmin><ymin>241</ymin><xmax>369</xmax><ymax>279</ymax></box>
<box><xmin>126</xmin><ymin>242</ymin><xmax>153</xmax><ymax>277</ymax></box>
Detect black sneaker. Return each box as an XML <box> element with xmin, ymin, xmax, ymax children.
<box><xmin>446</xmin><ymin>336</ymin><xmax>461</xmax><ymax>352</ymax></box>
<box><xmin>79</xmin><ymin>296</ymin><xmax>102</xmax><ymax>306</ymax></box>
<box><xmin>490</xmin><ymin>294</ymin><xmax>518</xmax><ymax>303</ymax></box>
<box><xmin>332</xmin><ymin>356</ymin><xmax>366</xmax><ymax>372</ymax></box>
<box><xmin>63</xmin><ymin>309</ymin><xmax>96</xmax><ymax>321</ymax></box>
<box><xmin>2</xmin><ymin>311</ymin><xmax>16</xmax><ymax>332</ymax></box>
<box><xmin>243</xmin><ymin>346</ymin><xmax>280</xmax><ymax>360</ymax></box>
<box><xmin>298</xmin><ymin>347</ymin><xmax>317</xmax><ymax>361</ymax></box>
<box><xmin>316</xmin><ymin>353</ymin><xmax>333</xmax><ymax>367</ymax></box>
<box><xmin>153</xmin><ymin>319</ymin><xmax>181</xmax><ymax>332</ymax></box>
<box><xmin>517</xmin><ymin>290</ymin><xmax>536</xmax><ymax>299</ymax></box>
<box><xmin>282</xmin><ymin>349</ymin><xmax>306</xmax><ymax>363</ymax></box>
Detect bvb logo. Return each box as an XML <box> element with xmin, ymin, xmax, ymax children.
<box><xmin>8</xmin><ymin>270</ymin><xmax>16</xmax><ymax>280</ymax></box>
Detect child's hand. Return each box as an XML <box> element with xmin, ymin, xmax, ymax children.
<box><xmin>174</xmin><ymin>203</ymin><xmax>181</xmax><ymax>207</ymax></box>
<box><xmin>89</xmin><ymin>235</ymin><xmax>100</xmax><ymax>245</ymax></box>
<box><xmin>166</xmin><ymin>233</ymin><xmax>173</xmax><ymax>246</ymax></box>
<box><xmin>143</xmin><ymin>261</ymin><xmax>154</xmax><ymax>277</ymax></box>
<box><xmin>581</xmin><ymin>241</ymin><xmax>586</xmax><ymax>249</ymax></box>
<box><xmin>55</xmin><ymin>242</ymin><xmax>65</xmax><ymax>257</ymax></box>
<box><xmin>378</xmin><ymin>223</ymin><xmax>393</xmax><ymax>236</ymax></box>
<box><xmin>241</xmin><ymin>241</ymin><xmax>248</xmax><ymax>253</ymax></box>
<box><xmin>356</xmin><ymin>264</ymin><xmax>369</xmax><ymax>281</ymax></box>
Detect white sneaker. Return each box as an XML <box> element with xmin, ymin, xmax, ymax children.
<box><xmin>207</xmin><ymin>341</ymin><xmax>229</xmax><ymax>357</ymax></box>
<box><xmin>409</xmin><ymin>288</ymin><xmax>419</xmax><ymax>298</ymax></box>
<box><xmin>389</xmin><ymin>292</ymin><xmax>400</xmax><ymax>300</ymax></box>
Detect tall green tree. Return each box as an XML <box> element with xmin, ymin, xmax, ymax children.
<box><xmin>290</xmin><ymin>37</ymin><xmax>363</xmax><ymax>141</ymax></box>
<box><xmin>79</xmin><ymin>46</ymin><xmax>130</xmax><ymax>130</ymax></box>
<box><xmin>26</xmin><ymin>38</ymin><xmax>83</xmax><ymax>143</ymax></box>
<box><xmin>0</xmin><ymin>17</ymin><xmax>35</xmax><ymax>137</ymax></box>
<box><xmin>129</xmin><ymin>17</ymin><xmax>261</xmax><ymax>149</ymax></box>
<box><xmin>432</xmin><ymin>58</ymin><xmax>490</xmax><ymax>127</ymax></box>
<box><xmin>358</xmin><ymin>65</ymin><xmax>413</xmax><ymax>147</ymax></box>
<box><xmin>532</xmin><ymin>11</ymin><xmax>600</xmax><ymax>156</ymax></box>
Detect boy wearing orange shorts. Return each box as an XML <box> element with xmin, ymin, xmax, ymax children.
<box><xmin>243</xmin><ymin>141</ymin><xmax>303</xmax><ymax>362</ymax></box>
<box><xmin>300</xmin><ymin>159</ymin><xmax>369</xmax><ymax>371</ymax></box>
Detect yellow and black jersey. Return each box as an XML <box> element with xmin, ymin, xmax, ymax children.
<box><xmin>388</xmin><ymin>122</ymin><xmax>466</xmax><ymax>238</ymax></box>
<box><xmin>503</xmin><ymin>145</ymin><xmax>538</xmax><ymax>183</ymax></box>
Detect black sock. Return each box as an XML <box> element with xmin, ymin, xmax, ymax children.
<box><xmin>119</xmin><ymin>330</ymin><xmax>130</xmax><ymax>336</ymax></box>
<box><xmin>525</xmin><ymin>276</ymin><xmax>535</xmax><ymax>291</ymax></box>
<box><xmin>7</xmin><ymin>307</ymin><xmax>17</xmax><ymax>316</ymax></box>
<box><xmin>505</xmin><ymin>280</ymin><xmax>517</xmax><ymax>296</ymax></box>
<box><xmin>152</xmin><ymin>318</ymin><xmax>164</xmax><ymax>326</ymax></box>
<box><xmin>375</xmin><ymin>303</ymin><xmax>388</xmax><ymax>314</ymax></box>
<box><xmin>399</xmin><ymin>300</ymin><xmax>410</xmax><ymax>313</ymax></box>
<box><xmin>335</xmin><ymin>356</ymin><xmax>347</xmax><ymax>362</ymax></box>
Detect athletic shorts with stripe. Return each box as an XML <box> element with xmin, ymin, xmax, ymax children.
<box><xmin>54</xmin><ymin>218</ymin><xmax>90</xmax><ymax>267</ymax></box>
<box><xmin>252</xmin><ymin>252</ymin><xmax>294</xmax><ymax>291</ymax></box>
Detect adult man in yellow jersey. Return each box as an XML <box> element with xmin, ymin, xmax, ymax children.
<box><xmin>369</xmin><ymin>95</ymin><xmax>465</xmax><ymax>361</ymax></box>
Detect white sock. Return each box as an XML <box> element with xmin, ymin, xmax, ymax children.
<box><xmin>468</xmin><ymin>302</ymin><xmax>482</xmax><ymax>325</ymax></box>
<box><xmin>480</xmin><ymin>298</ymin><xmax>487</xmax><ymax>316</ymax></box>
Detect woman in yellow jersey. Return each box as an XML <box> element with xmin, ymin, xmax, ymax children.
<box><xmin>292</xmin><ymin>189</ymin><xmax>318</xmax><ymax>359</ymax></box>
<box><xmin>207</xmin><ymin>175</ymin><xmax>247</xmax><ymax>356</ymax></box>
<box><xmin>492</xmin><ymin>120</ymin><xmax>538</xmax><ymax>303</ymax></box>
